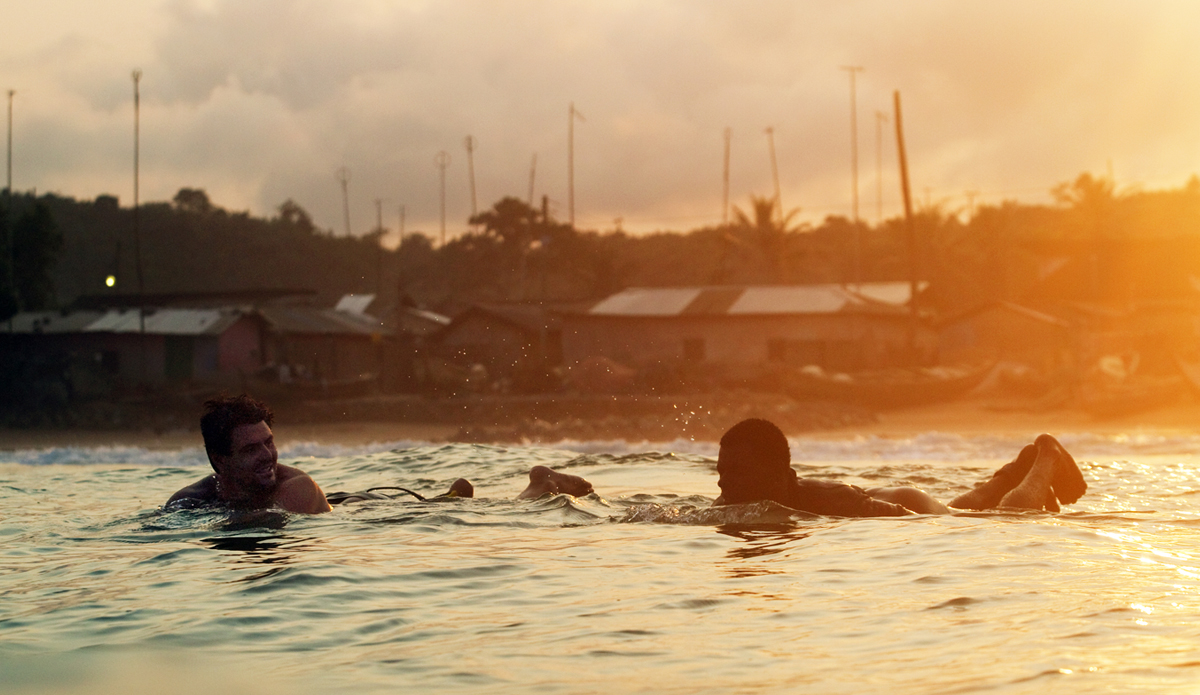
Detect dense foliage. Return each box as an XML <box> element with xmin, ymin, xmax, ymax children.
<box><xmin>15</xmin><ymin>171</ymin><xmax>1200</xmax><ymax>316</ymax></box>
<box><xmin>0</xmin><ymin>197</ymin><xmax>63</xmax><ymax>319</ymax></box>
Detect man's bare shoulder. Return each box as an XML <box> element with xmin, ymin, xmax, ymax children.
<box><xmin>166</xmin><ymin>475</ymin><xmax>218</xmax><ymax>508</ymax></box>
<box><xmin>275</xmin><ymin>464</ymin><xmax>310</xmax><ymax>483</ymax></box>
<box><xmin>275</xmin><ymin>466</ymin><xmax>331</xmax><ymax>514</ymax></box>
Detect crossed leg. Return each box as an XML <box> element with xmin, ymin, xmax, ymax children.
<box><xmin>867</xmin><ymin>434</ymin><xmax>1086</xmax><ymax>514</ymax></box>
<box><xmin>949</xmin><ymin>434</ymin><xmax>1086</xmax><ymax>511</ymax></box>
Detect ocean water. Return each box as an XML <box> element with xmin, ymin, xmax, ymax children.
<box><xmin>4</xmin><ymin>431</ymin><xmax>1200</xmax><ymax>693</ymax></box>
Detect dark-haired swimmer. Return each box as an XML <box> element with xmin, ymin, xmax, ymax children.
<box><xmin>166</xmin><ymin>394</ymin><xmax>331</xmax><ymax>514</ymax></box>
<box><xmin>714</xmin><ymin>418</ymin><xmax>1087</xmax><ymax>517</ymax></box>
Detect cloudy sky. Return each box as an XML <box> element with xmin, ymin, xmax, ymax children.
<box><xmin>3</xmin><ymin>1</ymin><xmax>1199</xmax><ymax>240</ymax></box>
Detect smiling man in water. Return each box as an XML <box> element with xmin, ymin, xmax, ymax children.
<box><xmin>166</xmin><ymin>394</ymin><xmax>331</xmax><ymax>514</ymax></box>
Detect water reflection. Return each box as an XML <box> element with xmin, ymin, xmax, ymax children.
<box><xmin>221</xmin><ymin>509</ymin><xmax>290</xmax><ymax>531</ymax></box>
<box><xmin>203</xmin><ymin>535</ymin><xmax>287</xmax><ymax>553</ymax></box>
<box><xmin>716</xmin><ymin>526</ymin><xmax>811</xmax><ymax>578</ymax></box>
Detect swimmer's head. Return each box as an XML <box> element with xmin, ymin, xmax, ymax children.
<box><xmin>201</xmin><ymin>394</ymin><xmax>274</xmax><ymax>470</ymax></box>
<box><xmin>518</xmin><ymin>465</ymin><xmax>594</xmax><ymax>499</ymax></box>
<box><xmin>716</xmin><ymin>418</ymin><xmax>793</xmax><ymax>504</ymax></box>
<box><xmin>446</xmin><ymin>478</ymin><xmax>475</xmax><ymax>498</ymax></box>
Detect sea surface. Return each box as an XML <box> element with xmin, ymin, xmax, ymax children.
<box><xmin>5</xmin><ymin>430</ymin><xmax>1200</xmax><ymax>693</ymax></box>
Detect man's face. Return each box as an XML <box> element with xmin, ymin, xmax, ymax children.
<box><xmin>214</xmin><ymin>421</ymin><xmax>278</xmax><ymax>498</ymax></box>
<box><xmin>717</xmin><ymin>441</ymin><xmax>756</xmax><ymax>502</ymax></box>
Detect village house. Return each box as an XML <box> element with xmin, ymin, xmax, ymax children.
<box><xmin>560</xmin><ymin>283</ymin><xmax>932</xmax><ymax>373</ymax></box>
<box><xmin>429</xmin><ymin>303</ymin><xmax>563</xmax><ymax>391</ymax></box>
<box><xmin>2</xmin><ymin>306</ymin><xmax>266</xmax><ymax>393</ymax></box>
<box><xmin>938</xmin><ymin>301</ymin><xmax>1076</xmax><ymax>373</ymax></box>
<box><xmin>257</xmin><ymin>299</ymin><xmax>388</xmax><ymax>386</ymax></box>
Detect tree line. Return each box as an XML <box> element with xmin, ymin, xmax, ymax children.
<box><xmin>4</xmin><ymin>171</ymin><xmax>1200</xmax><ymax>321</ymax></box>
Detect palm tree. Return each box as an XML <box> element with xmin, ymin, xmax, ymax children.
<box><xmin>730</xmin><ymin>194</ymin><xmax>802</xmax><ymax>282</ymax></box>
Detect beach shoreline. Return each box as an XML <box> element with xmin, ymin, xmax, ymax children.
<box><xmin>2</xmin><ymin>395</ymin><xmax>1198</xmax><ymax>451</ymax></box>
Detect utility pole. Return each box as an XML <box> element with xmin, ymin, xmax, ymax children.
<box><xmin>5</xmin><ymin>89</ymin><xmax>12</xmax><ymax>195</ymax></box>
<box><xmin>335</xmin><ymin>167</ymin><xmax>352</xmax><ymax>236</ymax></box>
<box><xmin>132</xmin><ymin>70</ymin><xmax>145</xmax><ymax>336</ymax></box>
<box><xmin>841</xmin><ymin>65</ymin><xmax>863</xmax><ymax>286</ymax></box>
<box><xmin>396</xmin><ymin>204</ymin><xmax>406</xmax><ymax>303</ymax></box>
<box><xmin>965</xmin><ymin>189</ymin><xmax>978</xmax><ymax>221</ymax></box>
<box><xmin>764</xmin><ymin>127</ymin><xmax>781</xmax><ymax>220</ymax></box>
<box><xmin>841</xmin><ymin>66</ymin><xmax>863</xmax><ymax>223</ymax></box>
<box><xmin>541</xmin><ymin>195</ymin><xmax>549</xmax><ymax>299</ymax></box>
<box><xmin>875</xmin><ymin>110</ymin><xmax>888</xmax><ymax>225</ymax></box>
<box><xmin>722</xmin><ymin>127</ymin><xmax>731</xmax><ymax>225</ymax></box>
<box><xmin>435</xmin><ymin>150</ymin><xmax>450</xmax><ymax>245</ymax></box>
<box><xmin>374</xmin><ymin>197</ymin><xmax>385</xmax><ymax>297</ymax></box>
<box><xmin>464</xmin><ymin>135</ymin><xmax>477</xmax><ymax>219</ymax></box>
<box><xmin>568</xmin><ymin>102</ymin><xmax>585</xmax><ymax>228</ymax></box>
<box><xmin>528</xmin><ymin>153</ymin><xmax>537</xmax><ymax>207</ymax></box>
<box><xmin>5</xmin><ymin>89</ymin><xmax>12</xmax><ymax>330</ymax></box>
<box><xmin>893</xmin><ymin>90</ymin><xmax>918</xmax><ymax>360</ymax></box>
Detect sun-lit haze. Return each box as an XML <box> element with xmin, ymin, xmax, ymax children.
<box><xmin>3</xmin><ymin>0</ymin><xmax>1199</xmax><ymax>238</ymax></box>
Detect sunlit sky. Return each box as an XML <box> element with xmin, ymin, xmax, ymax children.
<box><xmin>3</xmin><ymin>0</ymin><xmax>1200</xmax><ymax>239</ymax></box>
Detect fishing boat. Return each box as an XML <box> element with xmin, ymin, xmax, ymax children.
<box><xmin>781</xmin><ymin>362</ymin><xmax>994</xmax><ymax>408</ymax></box>
<box><xmin>1078</xmin><ymin>374</ymin><xmax>1185</xmax><ymax>418</ymax></box>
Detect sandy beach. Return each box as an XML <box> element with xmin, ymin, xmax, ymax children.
<box><xmin>2</xmin><ymin>396</ymin><xmax>1198</xmax><ymax>451</ymax></box>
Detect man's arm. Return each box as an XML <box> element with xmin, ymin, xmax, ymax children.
<box><xmin>274</xmin><ymin>466</ymin><xmax>332</xmax><ymax>514</ymax></box>
<box><xmin>166</xmin><ymin>475</ymin><xmax>218</xmax><ymax>507</ymax></box>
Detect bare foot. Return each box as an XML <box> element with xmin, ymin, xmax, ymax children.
<box><xmin>948</xmin><ymin>444</ymin><xmax>1037</xmax><ymax>510</ymax></box>
<box><xmin>998</xmin><ymin>434</ymin><xmax>1075</xmax><ymax>510</ymax></box>
<box><xmin>1040</xmin><ymin>434</ymin><xmax>1087</xmax><ymax>505</ymax></box>
<box><xmin>517</xmin><ymin>466</ymin><xmax>594</xmax><ymax>499</ymax></box>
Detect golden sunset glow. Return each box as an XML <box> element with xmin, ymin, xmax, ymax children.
<box><xmin>3</xmin><ymin>1</ymin><xmax>1200</xmax><ymax>235</ymax></box>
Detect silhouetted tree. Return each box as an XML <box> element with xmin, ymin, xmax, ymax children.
<box><xmin>277</xmin><ymin>198</ymin><xmax>316</xmax><ymax>232</ymax></box>
<box><xmin>0</xmin><ymin>200</ymin><xmax>63</xmax><ymax>315</ymax></box>
<box><xmin>731</xmin><ymin>194</ymin><xmax>803</xmax><ymax>282</ymax></box>
<box><xmin>172</xmin><ymin>188</ymin><xmax>215</xmax><ymax>215</ymax></box>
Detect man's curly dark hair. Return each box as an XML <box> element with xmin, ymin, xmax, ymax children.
<box><xmin>719</xmin><ymin>418</ymin><xmax>790</xmax><ymax>469</ymax></box>
<box><xmin>200</xmin><ymin>394</ymin><xmax>274</xmax><ymax>470</ymax></box>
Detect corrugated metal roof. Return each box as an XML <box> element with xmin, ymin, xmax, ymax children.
<box><xmin>589</xmin><ymin>283</ymin><xmax>915</xmax><ymax>317</ymax></box>
<box><xmin>681</xmin><ymin>287</ymin><xmax>743</xmax><ymax>315</ymax></box>
<box><xmin>335</xmin><ymin>294</ymin><xmax>376</xmax><ymax>315</ymax></box>
<box><xmin>395</xmin><ymin>307</ymin><xmax>451</xmax><ymax>337</ymax></box>
<box><xmin>5</xmin><ymin>311</ymin><xmax>104</xmax><ymax>334</ymax></box>
<box><xmin>590</xmin><ymin>288</ymin><xmax>702</xmax><ymax>316</ymax></box>
<box><xmin>729</xmin><ymin>286</ymin><xmax>852</xmax><ymax>314</ymax></box>
<box><xmin>852</xmin><ymin>282</ymin><xmax>926</xmax><ymax>306</ymax></box>
<box><xmin>259</xmin><ymin>306</ymin><xmax>387</xmax><ymax>336</ymax></box>
<box><xmin>84</xmin><ymin>308</ymin><xmax>244</xmax><ymax>335</ymax></box>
